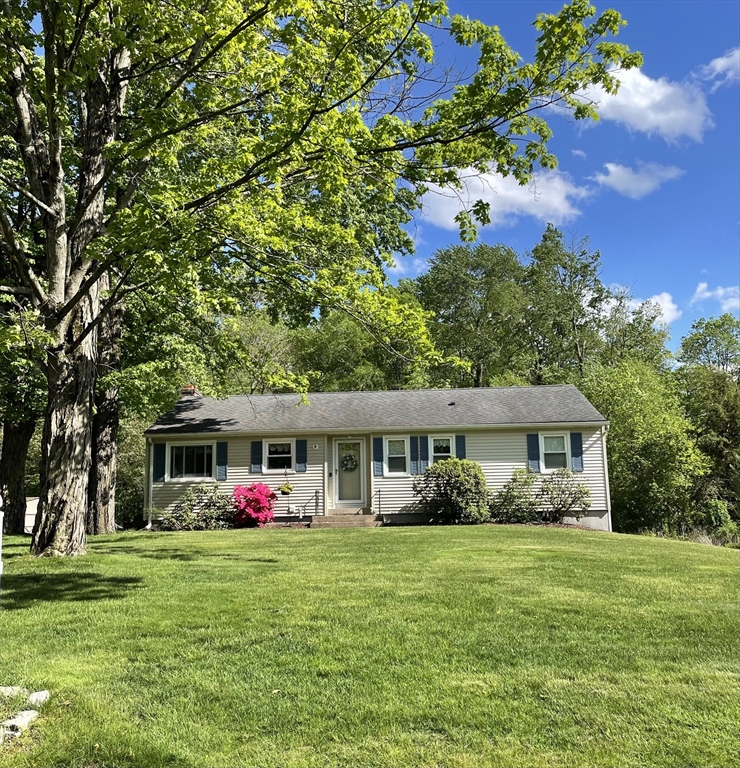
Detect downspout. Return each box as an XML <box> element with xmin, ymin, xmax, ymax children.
<box><xmin>146</xmin><ymin>437</ymin><xmax>153</xmax><ymax>530</ymax></box>
<box><xmin>601</xmin><ymin>424</ymin><xmax>612</xmax><ymax>533</ymax></box>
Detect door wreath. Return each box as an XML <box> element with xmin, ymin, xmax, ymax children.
<box><xmin>341</xmin><ymin>453</ymin><xmax>359</xmax><ymax>472</ymax></box>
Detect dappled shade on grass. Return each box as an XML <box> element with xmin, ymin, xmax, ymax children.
<box><xmin>0</xmin><ymin>527</ymin><xmax>737</xmax><ymax>768</ymax></box>
<box><xmin>0</xmin><ymin>572</ymin><xmax>143</xmax><ymax>611</ymax></box>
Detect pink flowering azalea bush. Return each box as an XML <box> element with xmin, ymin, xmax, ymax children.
<box><xmin>232</xmin><ymin>483</ymin><xmax>277</xmax><ymax>528</ymax></box>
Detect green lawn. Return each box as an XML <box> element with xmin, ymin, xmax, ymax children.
<box><xmin>0</xmin><ymin>526</ymin><xmax>737</xmax><ymax>768</ymax></box>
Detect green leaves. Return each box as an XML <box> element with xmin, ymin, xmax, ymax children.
<box><xmin>582</xmin><ymin>360</ymin><xmax>708</xmax><ymax>534</ymax></box>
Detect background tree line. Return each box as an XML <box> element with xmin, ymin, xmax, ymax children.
<box><xmin>7</xmin><ymin>225</ymin><xmax>736</xmax><ymax>541</ymax></box>
<box><xmin>211</xmin><ymin>227</ymin><xmax>740</xmax><ymax>538</ymax></box>
<box><xmin>303</xmin><ymin>228</ymin><xmax>737</xmax><ymax>538</ymax></box>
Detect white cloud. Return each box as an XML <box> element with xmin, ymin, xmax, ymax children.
<box><xmin>571</xmin><ymin>149</ymin><xmax>587</xmax><ymax>159</ymax></box>
<box><xmin>422</xmin><ymin>170</ymin><xmax>591</xmax><ymax>230</ymax></box>
<box><xmin>585</xmin><ymin>68</ymin><xmax>713</xmax><ymax>143</ymax></box>
<box><xmin>690</xmin><ymin>282</ymin><xmax>740</xmax><ymax>312</ymax></box>
<box><xmin>698</xmin><ymin>48</ymin><xmax>740</xmax><ymax>92</ymax></box>
<box><xmin>387</xmin><ymin>255</ymin><xmax>430</xmax><ymax>276</ymax></box>
<box><xmin>590</xmin><ymin>162</ymin><xmax>685</xmax><ymax>199</ymax></box>
<box><xmin>610</xmin><ymin>284</ymin><xmax>682</xmax><ymax>324</ymax></box>
<box><xmin>644</xmin><ymin>292</ymin><xmax>682</xmax><ymax>324</ymax></box>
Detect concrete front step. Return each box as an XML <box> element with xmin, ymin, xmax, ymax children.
<box><xmin>311</xmin><ymin>515</ymin><xmax>383</xmax><ymax>528</ymax></box>
<box><xmin>327</xmin><ymin>508</ymin><xmax>374</xmax><ymax>516</ymax></box>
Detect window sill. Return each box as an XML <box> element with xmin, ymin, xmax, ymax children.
<box><xmin>162</xmin><ymin>477</ymin><xmax>217</xmax><ymax>483</ymax></box>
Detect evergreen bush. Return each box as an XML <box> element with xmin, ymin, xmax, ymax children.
<box><xmin>159</xmin><ymin>484</ymin><xmax>233</xmax><ymax>531</ymax></box>
<box><xmin>491</xmin><ymin>468</ymin><xmax>591</xmax><ymax>524</ymax></box>
<box><xmin>490</xmin><ymin>468</ymin><xmax>540</xmax><ymax>523</ymax></box>
<box><xmin>413</xmin><ymin>458</ymin><xmax>490</xmax><ymax>525</ymax></box>
<box><xmin>538</xmin><ymin>468</ymin><xmax>591</xmax><ymax>523</ymax></box>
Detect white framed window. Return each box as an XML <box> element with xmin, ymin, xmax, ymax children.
<box><xmin>430</xmin><ymin>435</ymin><xmax>454</xmax><ymax>464</ymax></box>
<box><xmin>539</xmin><ymin>433</ymin><xmax>570</xmax><ymax>472</ymax></box>
<box><xmin>263</xmin><ymin>439</ymin><xmax>295</xmax><ymax>473</ymax></box>
<box><xmin>167</xmin><ymin>442</ymin><xmax>215</xmax><ymax>481</ymax></box>
<box><xmin>384</xmin><ymin>436</ymin><xmax>409</xmax><ymax>476</ymax></box>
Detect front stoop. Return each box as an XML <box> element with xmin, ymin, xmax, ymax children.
<box><xmin>310</xmin><ymin>514</ymin><xmax>383</xmax><ymax>529</ymax></box>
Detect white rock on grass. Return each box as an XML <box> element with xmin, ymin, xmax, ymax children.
<box><xmin>28</xmin><ymin>691</ymin><xmax>50</xmax><ymax>706</ymax></box>
<box><xmin>2</xmin><ymin>710</ymin><xmax>38</xmax><ymax>739</ymax></box>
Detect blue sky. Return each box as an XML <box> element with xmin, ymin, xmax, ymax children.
<box><xmin>393</xmin><ymin>0</ymin><xmax>740</xmax><ymax>347</ymax></box>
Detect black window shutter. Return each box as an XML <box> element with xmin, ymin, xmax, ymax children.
<box><xmin>419</xmin><ymin>435</ymin><xmax>429</xmax><ymax>473</ymax></box>
<box><xmin>455</xmin><ymin>434</ymin><xmax>466</xmax><ymax>459</ymax></box>
<box><xmin>216</xmin><ymin>441</ymin><xmax>228</xmax><ymax>481</ymax></box>
<box><xmin>296</xmin><ymin>439</ymin><xmax>308</xmax><ymax>472</ymax></box>
<box><xmin>410</xmin><ymin>436</ymin><xmax>419</xmax><ymax>475</ymax></box>
<box><xmin>570</xmin><ymin>432</ymin><xmax>584</xmax><ymax>472</ymax></box>
<box><xmin>373</xmin><ymin>437</ymin><xmax>384</xmax><ymax>477</ymax></box>
<box><xmin>153</xmin><ymin>443</ymin><xmax>166</xmax><ymax>482</ymax></box>
<box><xmin>251</xmin><ymin>440</ymin><xmax>263</xmax><ymax>474</ymax></box>
<box><xmin>526</xmin><ymin>433</ymin><xmax>540</xmax><ymax>473</ymax></box>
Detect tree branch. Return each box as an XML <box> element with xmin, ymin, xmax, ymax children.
<box><xmin>0</xmin><ymin>284</ymin><xmax>32</xmax><ymax>296</ymax></box>
<box><xmin>68</xmin><ymin>266</ymin><xmax>148</xmax><ymax>353</ymax></box>
<box><xmin>0</xmin><ymin>199</ymin><xmax>48</xmax><ymax>306</ymax></box>
<box><xmin>154</xmin><ymin>4</ymin><xmax>270</xmax><ymax>110</ymax></box>
<box><xmin>0</xmin><ymin>172</ymin><xmax>56</xmax><ymax>216</ymax></box>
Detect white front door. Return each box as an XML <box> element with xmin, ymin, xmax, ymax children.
<box><xmin>334</xmin><ymin>439</ymin><xmax>365</xmax><ymax>506</ymax></box>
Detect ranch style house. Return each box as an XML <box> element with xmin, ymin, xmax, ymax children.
<box><xmin>144</xmin><ymin>385</ymin><xmax>611</xmax><ymax>530</ymax></box>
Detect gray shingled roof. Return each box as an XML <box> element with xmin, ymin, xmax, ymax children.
<box><xmin>145</xmin><ymin>385</ymin><xmax>606</xmax><ymax>435</ymax></box>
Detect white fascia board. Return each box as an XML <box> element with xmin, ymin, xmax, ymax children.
<box><xmin>146</xmin><ymin>421</ymin><xmax>608</xmax><ymax>440</ymax></box>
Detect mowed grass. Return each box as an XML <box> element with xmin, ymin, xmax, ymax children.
<box><xmin>0</xmin><ymin>526</ymin><xmax>737</xmax><ymax>768</ymax></box>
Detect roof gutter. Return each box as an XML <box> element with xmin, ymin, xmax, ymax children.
<box><xmin>144</xmin><ymin>420</ymin><xmax>609</xmax><ymax>438</ymax></box>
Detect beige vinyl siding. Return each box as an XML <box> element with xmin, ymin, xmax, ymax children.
<box><xmin>574</xmin><ymin>428</ymin><xmax>608</xmax><ymax>511</ymax></box>
<box><xmin>371</xmin><ymin>431</ymin><xmax>422</xmax><ymax>514</ymax></box>
<box><xmin>467</xmin><ymin>428</ymin><xmax>608</xmax><ymax>511</ymax></box>
<box><xmin>371</xmin><ymin>428</ymin><xmax>609</xmax><ymax>523</ymax></box>
<box><xmin>151</xmin><ymin>434</ymin><xmax>326</xmax><ymax>515</ymax></box>
<box><xmin>373</xmin><ymin>475</ymin><xmax>418</xmax><ymax>513</ymax></box>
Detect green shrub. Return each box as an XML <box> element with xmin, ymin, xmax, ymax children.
<box><xmin>159</xmin><ymin>484</ymin><xmax>234</xmax><ymax>531</ymax></box>
<box><xmin>538</xmin><ymin>468</ymin><xmax>591</xmax><ymax>523</ymax></box>
<box><xmin>491</xmin><ymin>468</ymin><xmax>591</xmax><ymax>524</ymax></box>
<box><xmin>413</xmin><ymin>458</ymin><xmax>490</xmax><ymax>525</ymax></box>
<box><xmin>699</xmin><ymin>499</ymin><xmax>739</xmax><ymax>545</ymax></box>
<box><xmin>490</xmin><ymin>468</ymin><xmax>539</xmax><ymax>523</ymax></box>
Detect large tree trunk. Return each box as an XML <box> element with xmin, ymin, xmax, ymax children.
<box><xmin>87</xmin><ymin>292</ymin><xmax>123</xmax><ymax>535</ymax></box>
<box><xmin>0</xmin><ymin>417</ymin><xmax>36</xmax><ymax>535</ymax></box>
<box><xmin>31</xmin><ymin>299</ymin><xmax>98</xmax><ymax>557</ymax></box>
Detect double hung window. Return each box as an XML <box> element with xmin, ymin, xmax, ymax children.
<box><xmin>265</xmin><ymin>441</ymin><xmax>294</xmax><ymax>472</ymax></box>
<box><xmin>431</xmin><ymin>436</ymin><xmax>453</xmax><ymax>464</ymax></box>
<box><xmin>540</xmin><ymin>434</ymin><xmax>568</xmax><ymax>470</ymax></box>
<box><xmin>385</xmin><ymin>438</ymin><xmax>408</xmax><ymax>474</ymax></box>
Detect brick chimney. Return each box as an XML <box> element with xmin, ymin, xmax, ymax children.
<box><xmin>181</xmin><ymin>384</ymin><xmax>201</xmax><ymax>397</ymax></box>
